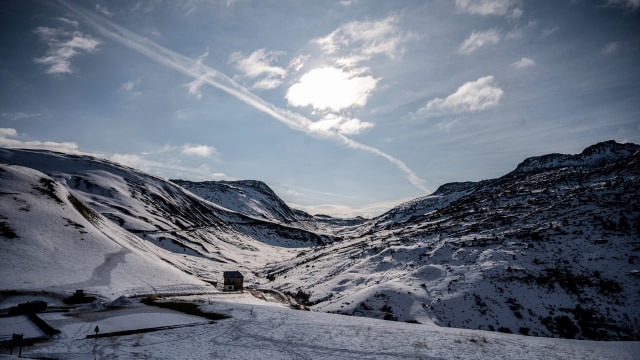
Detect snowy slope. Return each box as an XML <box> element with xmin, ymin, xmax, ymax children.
<box><xmin>265</xmin><ymin>141</ymin><xmax>640</xmax><ymax>340</ymax></box>
<box><xmin>173</xmin><ymin>178</ymin><xmax>365</xmax><ymax>235</ymax></box>
<box><xmin>1</xmin><ymin>141</ymin><xmax>639</xmax><ymax>342</ymax></box>
<box><xmin>0</xmin><ymin>162</ymin><xmax>209</xmax><ymax>297</ymax></box>
<box><xmin>6</xmin><ymin>293</ymin><xmax>638</xmax><ymax>360</ymax></box>
<box><xmin>0</xmin><ymin>148</ymin><xmax>333</xmax><ymax>290</ymax></box>
<box><xmin>170</xmin><ymin>179</ymin><xmax>309</xmax><ymax>223</ymax></box>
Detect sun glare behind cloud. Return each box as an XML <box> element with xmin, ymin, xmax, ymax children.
<box><xmin>285</xmin><ymin>67</ymin><xmax>378</xmax><ymax>112</ymax></box>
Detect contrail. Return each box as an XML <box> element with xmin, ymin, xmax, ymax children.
<box><xmin>57</xmin><ymin>0</ymin><xmax>430</xmax><ymax>194</ymax></box>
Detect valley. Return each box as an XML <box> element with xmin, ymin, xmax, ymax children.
<box><xmin>0</xmin><ymin>141</ymin><xmax>639</xmax><ymax>358</ymax></box>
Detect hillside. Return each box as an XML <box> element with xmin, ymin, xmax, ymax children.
<box><xmin>171</xmin><ymin>179</ymin><xmax>364</xmax><ymax>233</ymax></box>
<box><xmin>264</xmin><ymin>141</ymin><xmax>640</xmax><ymax>340</ymax></box>
<box><xmin>0</xmin><ymin>161</ymin><xmax>209</xmax><ymax>297</ymax></box>
<box><xmin>0</xmin><ymin>148</ymin><xmax>333</xmax><ymax>291</ymax></box>
<box><xmin>1</xmin><ymin>141</ymin><xmax>639</xmax><ymax>342</ymax></box>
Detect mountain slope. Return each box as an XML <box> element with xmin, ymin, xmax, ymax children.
<box><xmin>172</xmin><ymin>179</ymin><xmax>365</xmax><ymax>234</ymax></box>
<box><xmin>171</xmin><ymin>179</ymin><xmax>308</xmax><ymax>223</ymax></box>
<box><xmin>0</xmin><ymin>162</ymin><xmax>209</xmax><ymax>297</ymax></box>
<box><xmin>0</xmin><ymin>148</ymin><xmax>335</xmax><ymax>289</ymax></box>
<box><xmin>265</xmin><ymin>141</ymin><xmax>640</xmax><ymax>340</ymax></box>
<box><xmin>1</xmin><ymin>141</ymin><xmax>638</xmax><ymax>341</ymax></box>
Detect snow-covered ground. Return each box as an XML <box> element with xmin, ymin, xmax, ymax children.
<box><xmin>1</xmin><ymin>143</ymin><xmax>639</xmax><ymax>358</ymax></box>
<box><xmin>3</xmin><ymin>292</ymin><xmax>638</xmax><ymax>360</ymax></box>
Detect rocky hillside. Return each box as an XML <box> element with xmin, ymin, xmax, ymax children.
<box><xmin>171</xmin><ymin>179</ymin><xmax>363</xmax><ymax>234</ymax></box>
<box><xmin>265</xmin><ymin>141</ymin><xmax>640</xmax><ymax>340</ymax></box>
<box><xmin>0</xmin><ymin>148</ymin><xmax>336</xmax><ymax>289</ymax></box>
<box><xmin>1</xmin><ymin>141</ymin><xmax>638</xmax><ymax>340</ymax></box>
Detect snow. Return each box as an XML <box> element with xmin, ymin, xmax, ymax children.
<box><xmin>0</xmin><ymin>316</ymin><xmax>45</xmax><ymax>341</ymax></box>
<box><xmin>2</xmin><ymin>293</ymin><xmax>636</xmax><ymax>360</ymax></box>
<box><xmin>0</xmin><ymin>163</ymin><xmax>211</xmax><ymax>298</ymax></box>
<box><xmin>1</xmin><ymin>143</ymin><xmax>639</xmax><ymax>358</ymax></box>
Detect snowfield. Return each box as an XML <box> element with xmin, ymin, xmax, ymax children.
<box><xmin>1</xmin><ymin>142</ymin><xmax>639</xmax><ymax>358</ymax></box>
<box><xmin>0</xmin><ymin>162</ymin><xmax>211</xmax><ymax>297</ymax></box>
<box><xmin>3</xmin><ymin>292</ymin><xmax>639</xmax><ymax>360</ymax></box>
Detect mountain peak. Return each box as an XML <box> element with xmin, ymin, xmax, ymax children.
<box><xmin>231</xmin><ymin>179</ymin><xmax>276</xmax><ymax>196</ymax></box>
<box><xmin>580</xmin><ymin>140</ymin><xmax>639</xmax><ymax>158</ymax></box>
<box><xmin>513</xmin><ymin>140</ymin><xmax>639</xmax><ymax>174</ymax></box>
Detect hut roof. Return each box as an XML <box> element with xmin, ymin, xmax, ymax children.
<box><xmin>223</xmin><ymin>271</ymin><xmax>244</xmax><ymax>278</ymax></box>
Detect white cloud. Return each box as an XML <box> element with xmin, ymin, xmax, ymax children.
<box><xmin>175</xmin><ymin>109</ymin><xmax>188</xmax><ymax>120</ymax></box>
<box><xmin>110</xmin><ymin>152</ymin><xmax>227</xmax><ymax>180</ymax></box>
<box><xmin>436</xmin><ymin>118</ymin><xmax>461</xmax><ymax>132</ymax></box>
<box><xmin>286</xmin><ymin>67</ymin><xmax>378</xmax><ymax>112</ymax></box>
<box><xmin>185</xmin><ymin>76</ymin><xmax>207</xmax><ymax>99</ymax></box>
<box><xmin>95</xmin><ymin>4</ymin><xmax>113</xmax><ymax>16</ymax></box>
<box><xmin>510</xmin><ymin>57</ymin><xmax>536</xmax><ymax>68</ymax></box>
<box><xmin>602</xmin><ymin>41</ymin><xmax>622</xmax><ymax>55</ymax></box>
<box><xmin>290</xmin><ymin>200</ymin><xmax>401</xmax><ymax>218</ymax></box>
<box><xmin>229</xmin><ymin>49</ymin><xmax>287</xmax><ymax>90</ymax></box>
<box><xmin>602</xmin><ymin>0</ymin><xmax>640</xmax><ymax>10</ymax></box>
<box><xmin>144</xmin><ymin>27</ymin><xmax>162</xmax><ymax>38</ymax></box>
<box><xmin>0</xmin><ymin>128</ymin><xmax>80</xmax><ymax>153</ymax></box>
<box><xmin>55</xmin><ymin>17</ymin><xmax>79</xmax><ymax>27</ymax></box>
<box><xmin>110</xmin><ymin>153</ymin><xmax>152</xmax><ymax>172</ymax></box>
<box><xmin>313</xmin><ymin>15</ymin><xmax>408</xmax><ymax>64</ymax></box>
<box><xmin>195</xmin><ymin>48</ymin><xmax>209</xmax><ymax>64</ymax></box>
<box><xmin>287</xmin><ymin>54</ymin><xmax>308</xmax><ymax>73</ymax></box>
<box><xmin>1</xmin><ymin>112</ymin><xmax>41</xmax><ymax>121</ymax></box>
<box><xmin>120</xmin><ymin>77</ymin><xmax>142</xmax><ymax>96</ymax></box>
<box><xmin>180</xmin><ymin>0</ymin><xmax>242</xmax><ymax>15</ymax></box>
<box><xmin>58</xmin><ymin>0</ymin><xmax>429</xmax><ymax>194</ymax></box>
<box><xmin>0</xmin><ymin>128</ymin><xmax>225</xmax><ymax>183</ymax></box>
<box><xmin>121</xmin><ymin>81</ymin><xmax>136</xmax><ymax>92</ymax></box>
<box><xmin>309</xmin><ymin>114</ymin><xmax>374</xmax><ymax>136</ymax></box>
<box><xmin>540</xmin><ymin>27</ymin><xmax>559</xmax><ymax>39</ymax></box>
<box><xmin>458</xmin><ymin>29</ymin><xmax>501</xmax><ymax>55</ymax></box>
<box><xmin>509</xmin><ymin>7</ymin><xmax>524</xmax><ymax>19</ymax></box>
<box><xmin>184</xmin><ymin>50</ymin><xmax>211</xmax><ymax>99</ymax></box>
<box><xmin>421</xmin><ymin>75</ymin><xmax>504</xmax><ymax>114</ymax></box>
<box><xmin>0</xmin><ymin>128</ymin><xmax>17</xmax><ymax>138</ymax></box>
<box><xmin>505</xmin><ymin>28</ymin><xmax>523</xmax><ymax>40</ymax></box>
<box><xmin>111</xmin><ymin>146</ymin><xmax>228</xmax><ymax>181</ymax></box>
<box><xmin>33</xmin><ymin>26</ymin><xmax>100</xmax><ymax>75</ymax></box>
<box><xmin>250</xmin><ymin>78</ymin><xmax>284</xmax><ymax>91</ymax></box>
<box><xmin>455</xmin><ymin>0</ymin><xmax>522</xmax><ymax>18</ymax></box>
<box><xmin>181</xmin><ymin>144</ymin><xmax>216</xmax><ymax>157</ymax></box>
<box><xmin>229</xmin><ymin>49</ymin><xmax>286</xmax><ymax>78</ymax></box>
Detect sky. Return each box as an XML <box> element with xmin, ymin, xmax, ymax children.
<box><xmin>1</xmin><ymin>0</ymin><xmax>639</xmax><ymax>217</ymax></box>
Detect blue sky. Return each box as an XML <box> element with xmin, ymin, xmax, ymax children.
<box><xmin>1</xmin><ymin>0</ymin><xmax>639</xmax><ymax>217</ymax></box>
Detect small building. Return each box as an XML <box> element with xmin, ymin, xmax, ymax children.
<box><xmin>223</xmin><ymin>271</ymin><xmax>244</xmax><ymax>291</ymax></box>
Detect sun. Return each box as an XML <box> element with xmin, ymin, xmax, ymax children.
<box><xmin>285</xmin><ymin>66</ymin><xmax>378</xmax><ymax>112</ymax></box>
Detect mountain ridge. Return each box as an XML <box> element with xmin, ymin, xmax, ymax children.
<box><xmin>512</xmin><ymin>140</ymin><xmax>639</xmax><ymax>174</ymax></box>
<box><xmin>263</xmin><ymin>141</ymin><xmax>640</xmax><ymax>340</ymax></box>
<box><xmin>1</xmin><ymin>140</ymin><xmax>639</xmax><ymax>340</ymax></box>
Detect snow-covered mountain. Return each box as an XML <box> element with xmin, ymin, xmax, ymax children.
<box><xmin>171</xmin><ymin>179</ymin><xmax>364</xmax><ymax>233</ymax></box>
<box><xmin>265</xmin><ymin>141</ymin><xmax>640</xmax><ymax>340</ymax></box>
<box><xmin>0</xmin><ymin>158</ymin><xmax>209</xmax><ymax>297</ymax></box>
<box><xmin>1</xmin><ymin>141</ymin><xmax>639</xmax><ymax>341</ymax></box>
<box><xmin>0</xmin><ymin>148</ymin><xmax>335</xmax><ymax>292</ymax></box>
<box><xmin>170</xmin><ymin>179</ymin><xmax>309</xmax><ymax>223</ymax></box>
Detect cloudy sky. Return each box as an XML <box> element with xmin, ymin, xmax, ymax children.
<box><xmin>1</xmin><ymin>0</ymin><xmax>639</xmax><ymax>217</ymax></box>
